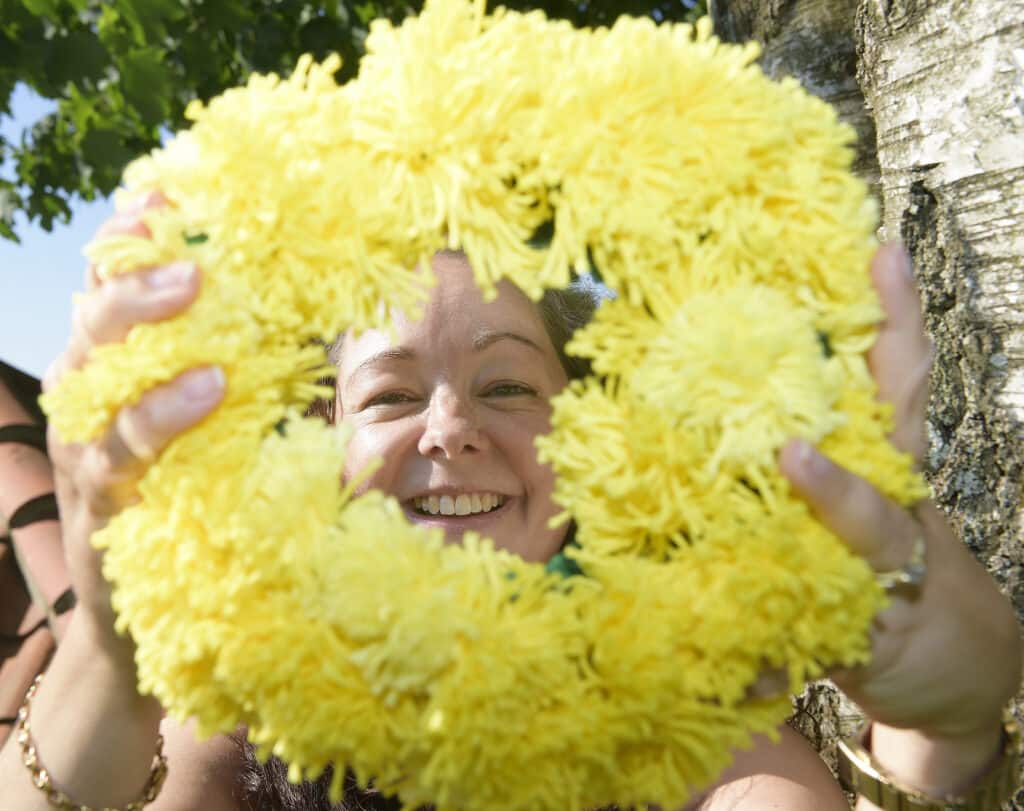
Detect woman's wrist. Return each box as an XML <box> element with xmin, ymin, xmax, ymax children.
<box><xmin>848</xmin><ymin>715</ymin><xmax>1018</xmax><ymax>811</ymax></box>
<box><xmin>868</xmin><ymin>720</ymin><xmax>1004</xmax><ymax>796</ymax></box>
<box><xmin>0</xmin><ymin>608</ymin><xmax>163</xmax><ymax>810</ymax></box>
<box><xmin>73</xmin><ymin>602</ymin><xmax>140</xmax><ymax>673</ymax></box>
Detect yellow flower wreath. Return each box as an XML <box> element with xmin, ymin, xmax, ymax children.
<box><xmin>42</xmin><ymin>0</ymin><xmax>927</xmax><ymax>808</ymax></box>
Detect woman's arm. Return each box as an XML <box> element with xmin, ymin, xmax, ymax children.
<box><xmin>694</xmin><ymin>725</ymin><xmax>850</xmax><ymax>811</ymax></box>
<box><xmin>0</xmin><ymin>374</ymin><xmax>63</xmax><ymax>740</ymax></box>
<box><xmin>0</xmin><ymin>193</ymin><xmax>239</xmax><ymax>810</ymax></box>
<box><xmin>0</xmin><ymin>611</ymin><xmax>164</xmax><ymax>809</ymax></box>
<box><xmin>154</xmin><ymin>719</ymin><xmax>245</xmax><ymax>811</ymax></box>
<box><xmin>778</xmin><ymin>244</ymin><xmax>1022</xmax><ymax>808</ymax></box>
<box><xmin>0</xmin><ymin>377</ymin><xmax>71</xmax><ymax>641</ymax></box>
<box><xmin>0</xmin><ymin>612</ymin><xmax>244</xmax><ymax>811</ymax></box>
<box><xmin>853</xmin><ymin>721</ymin><xmax>1009</xmax><ymax>811</ymax></box>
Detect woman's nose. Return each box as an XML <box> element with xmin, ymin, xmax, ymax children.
<box><xmin>417</xmin><ymin>390</ymin><xmax>489</xmax><ymax>459</ymax></box>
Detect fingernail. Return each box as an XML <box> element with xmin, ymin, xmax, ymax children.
<box><xmin>178</xmin><ymin>367</ymin><xmax>225</xmax><ymax>401</ymax></box>
<box><xmin>123</xmin><ymin>190</ymin><xmax>160</xmax><ymax>214</ymax></box>
<box><xmin>146</xmin><ymin>262</ymin><xmax>195</xmax><ymax>288</ymax></box>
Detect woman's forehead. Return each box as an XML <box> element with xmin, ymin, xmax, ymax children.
<box><xmin>407</xmin><ymin>259</ymin><xmax>543</xmax><ymax>330</ymax></box>
<box><xmin>340</xmin><ymin>256</ymin><xmax>552</xmax><ymax>368</ymax></box>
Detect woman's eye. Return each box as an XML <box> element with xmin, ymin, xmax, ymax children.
<box><xmin>484</xmin><ymin>383</ymin><xmax>536</xmax><ymax>398</ymax></box>
<box><xmin>365</xmin><ymin>391</ymin><xmax>417</xmax><ymax>408</ymax></box>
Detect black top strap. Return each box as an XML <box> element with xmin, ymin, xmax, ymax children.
<box><xmin>0</xmin><ymin>424</ymin><xmax>47</xmax><ymax>454</ymax></box>
<box><xmin>51</xmin><ymin>587</ymin><xmax>76</xmax><ymax>616</ymax></box>
<box><xmin>0</xmin><ymin>616</ymin><xmax>47</xmax><ymax>647</ymax></box>
<box><xmin>8</xmin><ymin>494</ymin><xmax>59</xmax><ymax>530</ymax></box>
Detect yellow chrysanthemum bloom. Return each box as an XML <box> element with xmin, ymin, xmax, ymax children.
<box><xmin>40</xmin><ymin>0</ymin><xmax>927</xmax><ymax>808</ymax></box>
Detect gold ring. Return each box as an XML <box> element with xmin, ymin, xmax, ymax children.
<box><xmin>874</xmin><ymin>535</ymin><xmax>927</xmax><ymax>591</ymax></box>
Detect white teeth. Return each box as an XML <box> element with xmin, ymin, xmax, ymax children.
<box><xmin>413</xmin><ymin>493</ymin><xmax>505</xmax><ymax>516</ymax></box>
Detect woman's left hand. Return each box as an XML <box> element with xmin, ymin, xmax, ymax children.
<box><xmin>778</xmin><ymin>244</ymin><xmax>1021</xmax><ymax>770</ymax></box>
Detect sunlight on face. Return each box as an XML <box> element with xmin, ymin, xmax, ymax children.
<box><xmin>336</xmin><ymin>252</ymin><xmax>570</xmax><ymax>562</ymax></box>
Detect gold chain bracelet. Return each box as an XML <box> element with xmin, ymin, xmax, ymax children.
<box><xmin>16</xmin><ymin>673</ymin><xmax>168</xmax><ymax>811</ymax></box>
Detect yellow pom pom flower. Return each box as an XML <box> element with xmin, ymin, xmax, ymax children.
<box><xmin>40</xmin><ymin>0</ymin><xmax>926</xmax><ymax>808</ymax></box>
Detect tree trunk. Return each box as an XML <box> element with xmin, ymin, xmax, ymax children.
<box><xmin>710</xmin><ymin>0</ymin><xmax>1024</xmax><ymax>801</ymax></box>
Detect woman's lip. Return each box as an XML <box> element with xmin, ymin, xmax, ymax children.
<box><xmin>402</xmin><ymin>496</ymin><xmax>515</xmax><ymax>528</ymax></box>
<box><xmin>406</xmin><ymin>489</ymin><xmax>510</xmax><ymax>499</ymax></box>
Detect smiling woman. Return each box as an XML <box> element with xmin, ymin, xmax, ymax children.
<box><xmin>336</xmin><ymin>252</ymin><xmax>578</xmax><ymax>563</ymax></box>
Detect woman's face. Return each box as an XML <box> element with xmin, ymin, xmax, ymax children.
<box><xmin>336</xmin><ymin>252</ymin><xmax>570</xmax><ymax>562</ymax></box>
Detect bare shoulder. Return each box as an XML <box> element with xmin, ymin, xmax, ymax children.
<box><xmin>686</xmin><ymin>724</ymin><xmax>849</xmax><ymax>811</ymax></box>
<box><xmin>148</xmin><ymin>718</ymin><xmax>244</xmax><ymax>811</ymax></box>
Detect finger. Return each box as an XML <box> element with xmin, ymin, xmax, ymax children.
<box><xmin>867</xmin><ymin>243</ymin><xmax>934</xmax><ymax>464</ymax></box>
<box><xmin>779</xmin><ymin>439</ymin><xmax>921</xmax><ymax>573</ymax></box>
<box><xmin>65</xmin><ymin>263</ymin><xmax>200</xmax><ymax>372</ymax></box>
<box><xmin>77</xmin><ymin>367</ymin><xmax>226</xmax><ymax>514</ymax></box>
<box><xmin>108</xmin><ymin>365</ymin><xmax>226</xmax><ymax>466</ymax></box>
<box><xmin>86</xmin><ymin>214</ymin><xmax>151</xmax><ymax>292</ymax></box>
<box><xmin>85</xmin><ymin>190</ymin><xmax>169</xmax><ymax>290</ymax></box>
<box><xmin>116</xmin><ymin>189</ymin><xmax>169</xmax><ymax>216</ymax></box>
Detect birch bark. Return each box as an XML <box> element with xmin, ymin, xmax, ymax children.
<box><xmin>710</xmin><ymin>1</ymin><xmax>1024</xmax><ymax>801</ymax></box>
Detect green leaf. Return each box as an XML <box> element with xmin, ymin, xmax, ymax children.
<box><xmin>45</xmin><ymin>29</ymin><xmax>110</xmax><ymax>89</ymax></box>
<box><xmin>21</xmin><ymin>0</ymin><xmax>62</xmax><ymax>19</ymax></box>
<box><xmin>80</xmin><ymin>125</ymin><xmax>133</xmax><ymax>181</ymax></box>
<box><xmin>96</xmin><ymin>3</ymin><xmax>135</xmax><ymax>54</ymax></box>
<box><xmin>298</xmin><ymin>16</ymin><xmax>345</xmax><ymax>60</ymax></box>
<box><xmin>198</xmin><ymin>0</ymin><xmax>252</xmax><ymax>34</ymax></box>
<box><xmin>0</xmin><ymin>184</ymin><xmax>21</xmax><ymax>242</ymax></box>
<box><xmin>119</xmin><ymin>47</ymin><xmax>172</xmax><ymax>127</ymax></box>
<box><xmin>114</xmin><ymin>0</ymin><xmax>185</xmax><ymax>45</ymax></box>
<box><xmin>354</xmin><ymin>2</ymin><xmax>380</xmax><ymax>25</ymax></box>
<box><xmin>250</xmin><ymin>18</ymin><xmax>293</xmax><ymax>74</ymax></box>
<box><xmin>63</xmin><ymin>83</ymin><xmax>97</xmax><ymax>132</ymax></box>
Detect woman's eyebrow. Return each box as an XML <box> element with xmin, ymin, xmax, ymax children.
<box><xmin>472</xmin><ymin>329</ymin><xmax>544</xmax><ymax>354</ymax></box>
<box><xmin>348</xmin><ymin>347</ymin><xmax>416</xmax><ymax>381</ymax></box>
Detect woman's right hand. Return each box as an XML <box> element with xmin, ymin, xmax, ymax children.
<box><xmin>42</xmin><ymin>192</ymin><xmax>226</xmax><ymax>662</ymax></box>
<box><xmin>0</xmin><ymin>194</ymin><xmax>240</xmax><ymax>811</ymax></box>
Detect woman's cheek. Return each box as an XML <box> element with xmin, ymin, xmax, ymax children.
<box><xmin>505</xmin><ymin>416</ymin><xmax>556</xmax><ymax>488</ymax></box>
<box><xmin>342</xmin><ymin>420</ymin><xmax>398</xmax><ymax>491</ymax></box>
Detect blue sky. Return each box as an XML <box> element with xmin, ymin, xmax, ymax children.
<box><xmin>0</xmin><ymin>85</ymin><xmax>112</xmax><ymax>378</ymax></box>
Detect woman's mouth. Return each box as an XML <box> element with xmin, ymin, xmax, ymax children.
<box><xmin>411</xmin><ymin>492</ymin><xmax>506</xmax><ymax>516</ymax></box>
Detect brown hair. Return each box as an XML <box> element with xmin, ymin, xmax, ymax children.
<box><xmin>236</xmin><ymin>749</ymin><xmax>403</xmax><ymax>811</ymax></box>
